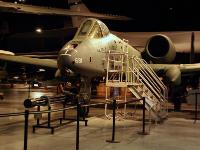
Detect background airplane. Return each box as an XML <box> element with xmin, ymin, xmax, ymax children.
<box><xmin>0</xmin><ymin>0</ymin><xmax>131</xmax><ymax>27</ymax></box>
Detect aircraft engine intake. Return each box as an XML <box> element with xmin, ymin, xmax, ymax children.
<box><xmin>144</xmin><ymin>34</ymin><xmax>176</xmax><ymax>63</ymax></box>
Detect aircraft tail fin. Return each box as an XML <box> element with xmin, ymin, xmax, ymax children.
<box><xmin>68</xmin><ymin>0</ymin><xmax>90</xmax><ymax>27</ymax></box>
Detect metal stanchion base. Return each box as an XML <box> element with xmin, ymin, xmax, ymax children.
<box><xmin>193</xmin><ymin>118</ymin><xmax>200</xmax><ymax>124</ymax></box>
<box><xmin>192</xmin><ymin>118</ymin><xmax>200</xmax><ymax>120</ymax></box>
<box><xmin>32</xmin><ymin>118</ymin><xmax>88</xmax><ymax>134</ymax></box>
<box><xmin>106</xmin><ymin>140</ymin><xmax>120</xmax><ymax>143</ymax></box>
<box><xmin>137</xmin><ymin>131</ymin><xmax>149</xmax><ymax>135</ymax></box>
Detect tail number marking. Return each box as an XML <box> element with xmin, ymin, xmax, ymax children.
<box><xmin>75</xmin><ymin>58</ymin><xmax>82</xmax><ymax>63</ymax></box>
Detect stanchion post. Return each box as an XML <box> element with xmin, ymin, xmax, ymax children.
<box><xmin>37</xmin><ymin>106</ymin><xmax>40</xmax><ymax>125</ymax></box>
<box><xmin>63</xmin><ymin>102</ymin><xmax>66</xmax><ymax>119</ymax></box>
<box><xmin>24</xmin><ymin>109</ymin><xmax>29</xmax><ymax>150</ymax></box>
<box><xmin>76</xmin><ymin>100</ymin><xmax>80</xmax><ymax>150</ymax></box>
<box><xmin>48</xmin><ymin>106</ymin><xmax>51</xmax><ymax>128</ymax></box>
<box><xmin>138</xmin><ymin>97</ymin><xmax>148</xmax><ymax>135</ymax></box>
<box><xmin>106</xmin><ymin>99</ymin><xmax>120</xmax><ymax>143</ymax></box>
<box><xmin>194</xmin><ymin>93</ymin><xmax>198</xmax><ymax>123</ymax></box>
<box><xmin>142</xmin><ymin>97</ymin><xmax>145</xmax><ymax>133</ymax></box>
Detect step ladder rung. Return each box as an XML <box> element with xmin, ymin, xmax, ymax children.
<box><xmin>108</xmin><ymin>70</ymin><xmax>125</xmax><ymax>73</ymax></box>
<box><xmin>109</xmin><ymin>60</ymin><xmax>124</xmax><ymax>63</ymax></box>
<box><xmin>106</xmin><ymin>82</ymin><xmax>127</xmax><ymax>87</ymax></box>
<box><xmin>127</xmin><ymin>83</ymin><xmax>143</xmax><ymax>86</ymax></box>
<box><xmin>107</xmin><ymin>79</ymin><xmax>120</xmax><ymax>82</ymax></box>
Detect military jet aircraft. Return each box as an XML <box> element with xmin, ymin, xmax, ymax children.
<box><xmin>1</xmin><ymin>18</ymin><xmax>200</xmax><ymax>100</ymax></box>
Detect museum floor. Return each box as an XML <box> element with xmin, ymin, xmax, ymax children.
<box><xmin>0</xmin><ymin>86</ymin><xmax>200</xmax><ymax>150</ymax></box>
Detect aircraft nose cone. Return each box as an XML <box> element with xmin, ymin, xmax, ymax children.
<box><xmin>57</xmin><ymin>48</ymin><xmax>76</xmax><ymax>71</ymax></box>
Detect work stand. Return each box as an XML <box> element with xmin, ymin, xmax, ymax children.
<box><xmin>32</xmin><ymin>103</ymin><xmax>88</xmax><ymax>134</ymax></box>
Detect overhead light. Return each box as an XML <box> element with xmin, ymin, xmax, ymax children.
<box><xmin>13</xmin><ymin>76</ymin><xmax>19</xmax><ymax>80</ymax></box>
<box><xmin>38</xmin><ymin>68</ymin><xmax>46</xmax><ymax>72</ymax></box>
<box><xmin>18</xmin><ymin>0</ymin><xmax>26</xmax><ymax>2</ymax></box>
<box><xmin>35</xmin><ymin>27</ymin><xmax>42</xmax><ymax>33</ymax></box>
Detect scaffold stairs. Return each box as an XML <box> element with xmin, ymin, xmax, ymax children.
<box><xmin>105</xmin><ymin>39</ymin><xmax>168</xmax><ymax>121</ymax></box>
<box><xmin>127</xmin><ymin>56</ymin><xmax>168</xmax><ymax>121</ymax></box>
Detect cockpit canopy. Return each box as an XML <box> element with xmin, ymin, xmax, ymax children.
<box><xmin>75</xmin><ymin>18</ymin><xmax>110</xmax><ymax>39</ymax></box>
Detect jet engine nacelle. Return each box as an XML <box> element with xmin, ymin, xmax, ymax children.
<box><xmin>144</xmin><ymin>34</ymin><xmax>176</xmax><ymax>63</ymax></box>
<box><xmin>165</xmin><ymin>66</ymin><xmax>181</xmax><ymax>85</ymax></box>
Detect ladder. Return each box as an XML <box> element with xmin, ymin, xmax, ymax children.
<box><xmin>105</xmin><ymin>39</ymin><xmax>168</xmax><ymax>121</ymax></box>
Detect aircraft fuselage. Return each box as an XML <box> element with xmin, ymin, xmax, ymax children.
<box><xmin>57</xmin><ymin>18</ymin><xmax>141</xmax><ymax>78</ymax></box>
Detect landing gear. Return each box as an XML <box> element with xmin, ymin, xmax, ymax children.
<box><xmin>78</xmin><ymin>77</ymin><xmax>91</xmax><ymax>117</ymax></box>
<box><xmin>57</xmin><ymin>75</ymin><xmax>92</xmax><ymax>117</ymax></box>
<box><xmin>78</xmin><ymin>93</ymin><xmax>90</xmax><ymax>117</ymax></box>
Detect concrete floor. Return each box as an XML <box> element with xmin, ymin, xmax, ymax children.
<box><xmin>0</xmin><ymin>86</ymin><xmax>200</xmax><ymax>150</ymax></box>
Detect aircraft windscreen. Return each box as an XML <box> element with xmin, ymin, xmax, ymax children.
<box><xmin>78</xmin><ymin>20</ymin><xmax>92</xmax><ymax>36</ymax></box>
<box><xmin>97</xmin><ymin>20</ymin><xmax>109</xmax><ymax>36</ymax></box>
<box><xmin>88</xmin><ymin>20</ymin><xmax>109</xmax><ymax>38</ymax></box>
<box><xmin>89</xmin><ymin>22</ymin><xmax>102</xmax><ymax>38</ymax></box>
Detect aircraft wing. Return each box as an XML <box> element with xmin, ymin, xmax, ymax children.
<box><xmin>0</xmin><ymin>54</ymin><xmax>57</xmax><ymax>69</ymax></box>
<box><xmin>149</xmin><ymin>63</ymin><xmax>200</xmax><ymax>73</ymax></box>
<box><xmin>0</xmin><ymin>1</ymin><xmax>131</xmax><ymax>21</ymax></box>
<box><xmin>149</xmin><ymin>63</ymin><xmax>200</xmax><ymax>85</ymax></box>
<box><xmin>16</xmin><ymin>51</ymin><xmax>59</xmax><ymax>59</ymax></box>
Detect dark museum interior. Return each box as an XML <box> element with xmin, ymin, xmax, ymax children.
<box><xmin>1</xmin><ymin>1</ymin><xmax>200</xmax><ymax>150</ymax></box>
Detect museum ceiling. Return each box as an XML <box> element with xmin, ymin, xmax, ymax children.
<box><xmin>0</xmin><ymin>0</ymin><xmax>199</xmax><ymax>52</ymax></box>
<box><xmin>83</xmin><ymin>0</ymin><xmax>200</xmax><ymax>31</ymax></box>
<box><xmin>0</xmin><ymin>0</ymin><xmax>199</xmax><ymax>32</ymax></box>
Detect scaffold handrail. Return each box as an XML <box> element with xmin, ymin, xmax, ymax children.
<box><xmin>130</xmin><ymin>57</ymin><xmax>165</xmax><ymax>101</ymax></box>
<box><xmin>135</xmin><ymin>57</ymin><xmax>168</xmax><ymax>99</ymax></box>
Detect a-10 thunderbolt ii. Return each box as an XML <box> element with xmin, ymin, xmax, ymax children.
<box><xmin>0</xmin><ymin>18</ymin><xmax>200</xmax><ymax>106</ymax></box>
